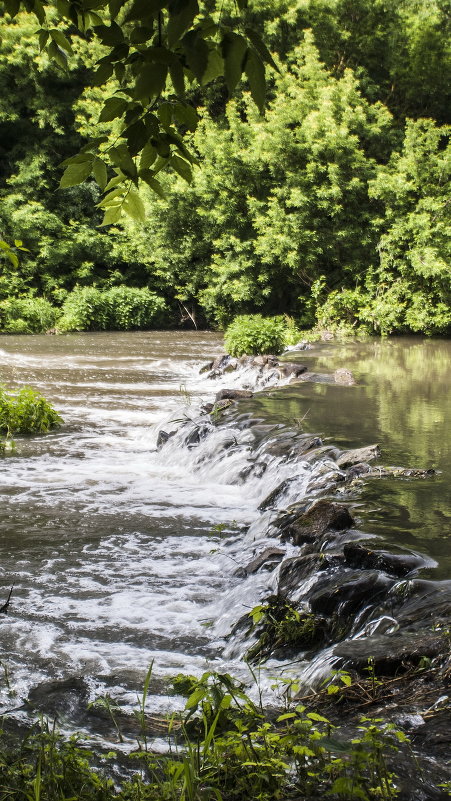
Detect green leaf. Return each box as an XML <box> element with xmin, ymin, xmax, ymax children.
<box><xmin>38</xmin><ymin>29</ymin><xmax>49</xmax><ymax>52</ymax></box>
<box><xmin>13</xmin><ymin>240</ymin><xmax>23</xmax><ymax>247</ymax></box>
<box><xmin>167</xmin><ymin>0</ymin><xmax>199</xmax><ymax>48</ymax></box>
<box><xmin>100</xmin><ymin>205</ymin><xmax>122</xmax><ymax>226</ymax></box>
<box><xmin>244</xmin><ymin>47</ymin><xmax>265</xmax><ymax>113</ymax></box>
<box><xmin>201</xmin><ymin>47</ymin><xmax>223</xmax><ymax>86</ymax></box>
<box><xmin>307</xmin><ymin>712</ymin><xmax>330</xmax><ymax>723</ymax></box>
<box><xmin>48</xmin><ymin>39</ymin><xmax>68</xmax><ymax>70</ymax></box>
<box><xmin>140</xmin><ymin>171</ymin><xmax>166</xmax><ymax>198</ymax></box>
<box><xmin>173</xmin><ymin>102</ymin><xmax>198</xmax><ymax>131</ymax></box>
<box><xmin>92</xmin><ymin>62</ymin><xmax>114</xmax><ymax>86</ymax></box>
<box><xmin>50</xmin><ymin>28</ymin><xmax>73</xmax><ymax>55</ymax></box>
<box><xmin>222</xmin><ymin>32</ymin><xmax>248</xmax><ymax>95</ymax></box>
<box><xmin>108</xmin><ymin>145</ymin><xmax>137</xmax><ymax>179</ymax></box>
<box><xmin>139</xmin><ymin>142</ymin><xmax>157</xmax><ymax>171</ymax></box>
<box><xmin>60</xmin><ymin>161</ymin><xmax>93</xmax><ymax>188</ymax></box>
<box><xmin>33</xmin><ymin>0</ymin><xmax>46</xmax><ymax>24</ymax></box>
<box><xmin>170</xmin><ymin>154</ymin><xmax>192</xmax><ymax>183</ymax></box>
<box><xmin>130</xmin><ymin>26</ymin><xmax>154</xmax><ymax>44</ymax></box>
<box><xmin>4</xmin><ymin>0</ymin><xmax>20</xmax><ymax>17</ymax></box>
<box><xmin>124</xmin><ymin>120</ymin><xmax>148</xmax><ymax>155</ymax></box>
<box><xmin>125</xmin><ymin>0</ymin><xmax>165</xmax><ymax>24</ymax></box>
<box><xmin>244</xmin><ymin>27</ymin><xmax>279</xmax><ymax>73</ymax></box>
<box><xmin>92</xmin><ymin>158</ymin><xmax>108</xmax><ymax>190</ymax></box>
<box><xmin>123</xmin><ymin>189</ymin><xmax>146</xmax><ymax>222</ymax></box>
<box><xmin>60</xmin><ymin>153</ymin><xmax>95</xmax><ymax>167</ymax></box>
<box><xmin>109</xmin><ymin>0</ymin><xmax>125</xmax><ymax>19</ymax></box>
<box><xmin>99</xmin><ymin>96</ymin><xmax>128</xmax><ymax>122</ymax></box>
<box><xmin>169</xmin><ymin>60</ymin><xmax>185</xmax><ymax>96</ymax></box>
<box><xmin>97</xmin><ymin>186</ymin><xmax>125</xmax><ymax>207</ymax></box>
<box><xmin>104</xmin><ymin>174</ymin><xmax>124</xmax><ymax>192</ymax></box>
<box><xmin>182</xmin><ymin>30</ymin><xmax>209</xmax><ymax>83</ymax></box>
<box><xmin>158</xmin><ymin>102</ymin><xmax>173</xmax><ymax>129</ymax></box>
<box><xmin>134</xmin><ymin>63</ymin><xmax>168</xmax><ymax>100</ymax></box>
<box><xmin>93</xmin><ymin>22</ymin><xmax>124</xmax><ymax>46</ymax></box>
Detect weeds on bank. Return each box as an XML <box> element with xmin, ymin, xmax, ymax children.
<box><xmin>0</xmin><ymin>667</ymin><xmax>410</xmax><ymax>801</ymax></box>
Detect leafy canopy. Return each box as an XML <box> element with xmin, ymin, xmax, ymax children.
<box><xmin>4</xmin><ymin>0</ymin><xmax>276</xmax><ymax>224</ymax></box>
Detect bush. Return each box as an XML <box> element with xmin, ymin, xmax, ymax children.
<box><xmin>0</xmin><ymin>296</ymin><xmax>57</xmax><ymax>334</ymax></box>
<box><xmin>224</xmin><ymin>315</ymin><xmax>289</xmax><ymax>356</ymax></box>
<box><xmin>0</xmin><ymin>386</ymin><xmax>62</xmax><ymax>436</ymax></box>
<box><xmin>57</xmin><ymin>286</ymin><xmax>167</xmax><ymax>331</ymax></box>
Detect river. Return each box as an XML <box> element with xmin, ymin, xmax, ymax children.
<box><xmin>0</xmin><ymin>332</ymin><xmax>449</xmax><ymax>746</ymax></box>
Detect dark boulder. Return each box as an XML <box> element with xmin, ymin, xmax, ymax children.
<box><xmin>334</xmin><ymin>630</ymin><xmax>448</xmax><ymax>672</ymax></box>
<box><xmin>280</xmin><ymin>500</ymin><xmax>354</xmax><ymax>546</ymax></box>
<box><xmin>156</xmin><ymin>429</ymin><xmax>175</xmax><ymax>449</ymax></box>
<box><xmin>343</xmin><ymin>542</ymin><xmax>426</xmax><ymax>577</ymax></box>
<box><xmin>27</xmin><ymin>677</ymin><xmax>89</xmax><ymax>721</ymax></box>
<box><xmin>258</xmin><ymin>478</ymin><xmax>298</xmax><ymax>511</ymax></box>
<box><xmin>243</xmin><ymin>547</ymin><xmax>286</xmax><ymax>575</ymax></box>
<box><xmin>278</xmin><ymin>553</ymin><xmax>342</xmax><ymax>596</ymax></box>
<box><xmin>308</xmin><ymin>570</ymin><xmax>394</xmax><ymax>616</ymax></box>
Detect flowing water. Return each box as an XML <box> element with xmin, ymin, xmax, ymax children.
<box><xmin>0</xmin><ymin>332</ymin><xmax>449</xmax><ymax>746</ymax></box>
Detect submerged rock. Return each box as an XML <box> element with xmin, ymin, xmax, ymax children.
<box><xmin>278</xmin><ymin>553</ymin><xmax>342</xmax><ymax>596</ymax></box>
<box><xmin>334</xmin><ymin>630</ymin><xmax>448</xmax><ymax>672</ymax></box>
<box><xmin>279</xmin><ymin>499</ymin><xmax>355</xmax><ymax>546</ymax></box>
<box><xmin>334</xmin><ymin>368</ymin><xmax>356</xmax><ymax>385</ymax></box>
<box><xmin>243</xmin><ymin>547</ymin><xmax>286</xmax><ymax>575</ymax></box>
<box><xmin>343</xmin><ymin>542</ymin><xmax>426</xmax><ymax>577</ymax></box>
<box><xmin>27</xmin><ymin>677</ymin><xmax>89</xmax><ymax>721</ymax></box>
<box><xmin>308</xmin><ymin>570</ymin><xmax>394</xmax><ymax>616</ymax></box>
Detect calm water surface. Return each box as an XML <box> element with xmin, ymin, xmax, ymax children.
<box><xmin>0</xmin><ymin>332</ymin><xmax>449</xmax><ymax>739</ymax></box>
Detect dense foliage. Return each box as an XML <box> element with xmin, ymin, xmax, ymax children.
<box><xmin>0</xmin><ymin>669</ymin><xmax>411</xmax><ymax>801</ymax></box>
<box><xmin>0</xmin><ymin>0</ymin><xmax>449</xmax><ymax>335</ymax></box>
<box><xmin>0</xmin><ymin>386</ymin><xmax>62</xmax><ymax>436</ymax></box>
<box><xmin>224</xmin><ymin>314</ymin><xmax>296</xmax><ymax>356</ymax></box>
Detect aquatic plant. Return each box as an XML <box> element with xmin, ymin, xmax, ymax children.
<box><xmin>0</xmin><ymin>386</ymin><xmax>62</xmax><ymax>438</ymax></box>
<box><xmin>224</xmin><ymin>315</ymin><xmax>289</xmax><ymax>357</ymax></box>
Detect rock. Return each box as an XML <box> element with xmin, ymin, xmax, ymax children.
<box><xmin>252</xmin><ymin>355</ymin><xmax>278</xmax><ymax>366</ymax></box>
<box><xmin>201</xmin><ymin>402</ymin><xmax>214</xmax><ymax>414</ymax></box>
<box><xmin>215</xmin><ymin>388</ymin><xmax>254</xmax><ymax>402</ymax></box>
<box><xmin>223</xmin><ymin>358</ymin><xmax>239</xmax><ymax>373</ymax></box>
<box><xmin>343</xmin><ymin>543</ymin><xmax>426</xmax><ymax>577</ymax></box>
<box><xmin>156</xmin><ymin>429</ymin><xmax>175</xmax><ymax>448</ymax></box>
<box><xmin>244</xmin><ymin>547</ymin><xmax>285</xmax><ymax>575</ymax></box>
<box><xmin>308</xmin><ymin>570</ymin><xmax>393</xmax><ymax>616</ymax></box>
<box><xmin>212</xmin><ymin>354</ymin><xmax>231</xmax><ymax>370</ymax></box>
<box><xmin>334</xmin><ymin>368</ymin><xmax>356</xmax><ymax>385</ymax></box>
<box><xmin>280</xmin><ymin>500</ymin><xmax>354</xmax><ymax>546</ymax></box>
<box><xmin>258</xmin><ymin>478</ymin><xmax>298</xmax><ymax>511</ymax></box>
<box><xmin>199</xmin><ymin>360</ymin><xmax>214</xmax><ymax>374</ymax></box>
<box><xmin>346</xmin><ymin>462</ymin><xmax>372</xmax><ymax>479</ymax></box>
<box><xmin>210</xmin><ymin>399</ymin><xmax>234</xmax><ymax>416</ymax></box>
<box><xmin>278</xmin><ymin>553</ymin><xmax>342</xmax><ymax>596</ymax></box>
<box><xmin>28</xmin><ymin>677</ymin><xmax>89</xmax><ymax>720</ymax></box>
<box><xmin>333</xmin><ymin>631</ymin><xmax>448</xmax><ymax>672</ymax></box>
<box><xmin>278</xmin><ymin>362</ymin><xmax>308</xmax><ymax>378</ymax></box>
<box><xmin>284</xmin><ymin>341</ymin><xmax>312</xmax><ymax>352</ymax></box>
<box><xmin>291</xmin><ymin>436</ymin><xmax>323</xmax><ymax>458</ymax></box>
<box><xmin>336</xmin><ymin>444</ymin><xmax>381</xmax><ymax>469</ymax></box>
<box><xmin>238</xmin><ymin>460</ymin><xmax>267</xmax><ymax>482</ymax></box>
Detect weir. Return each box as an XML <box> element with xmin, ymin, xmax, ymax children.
<box><xmin>0</xmin><ymin>332</ymin><xmax>449</xmax><ymax>758</ymax></box>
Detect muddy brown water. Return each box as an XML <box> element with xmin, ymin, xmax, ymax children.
<box><xmin>0</xmin><ymin>332</ymin><xmax>449</xmax><ymax>744</ymax></box>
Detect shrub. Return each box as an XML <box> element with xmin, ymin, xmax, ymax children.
<box><xmin>224</xmin><ymin>314</ymin><xmax>288</xmax><ymax>356</ymax></box>
<box><xmin>57</xmin><ymin>286</ymin><xmax>167</xmax><ymax>331</ymax></box>
<box><xmin>0</xmin><ymin>296</ymin><xmax>57</xmax><ymax>334</ymax></box>
<box><xmin>0</xmin><ymin>386</ymin><xmax>62</xmax><ymax>436</ymax></box>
